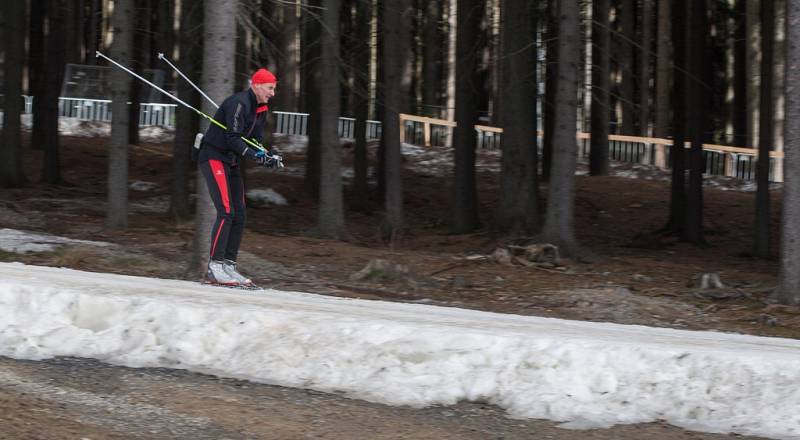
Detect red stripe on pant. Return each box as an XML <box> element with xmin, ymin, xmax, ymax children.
<box><xmin>208</xmin><ymin>160</ymin><xmax>230</xmax><ymax>257</ymax></box>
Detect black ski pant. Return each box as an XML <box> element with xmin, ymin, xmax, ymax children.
<box><xmin>200</xmin><ymin>159</ymin><xmax>246</xmax><ymax>262</ymax></box>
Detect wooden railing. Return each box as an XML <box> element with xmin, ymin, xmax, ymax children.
<box><xmin>399</xmin><ymin>113</ymin><xmax>784</xmax><ymax>182</ymax></box>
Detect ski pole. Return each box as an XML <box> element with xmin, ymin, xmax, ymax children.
<box><xmin>157</xmin><ymin>52</ymin><xmax>219</xmax><ymax>110</ymax></box>
<box><xmin>96</xmin><ymin>51</ymin><xmax>269</xmax><ymax>155</ymax></box>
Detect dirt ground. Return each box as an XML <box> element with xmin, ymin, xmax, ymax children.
<box><xmin>0</xmin><ymin>132</ymin><xmax>793</xmax><ymax>439</ymax></box>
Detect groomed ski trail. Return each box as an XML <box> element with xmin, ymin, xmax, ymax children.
<box><xmin>1</xmin><ymin>262</ymin><xmax>799</xmax><ymax>439</ymax></box>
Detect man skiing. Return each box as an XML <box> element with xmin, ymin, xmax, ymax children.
<box><xmin>198</xmin><ymin>68</ymin><xmax>281</xmax><ymax>288</ymax></box>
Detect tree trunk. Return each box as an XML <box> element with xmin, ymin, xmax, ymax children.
<box><xmin>169</xmin><ymin>0</ymin><xmax>202</xmax><ymax>219</ymax></box>
<box><xmin>754</xmin><ymin>0</ymin><xmax>774</xmax><ymax>258</ymax></box>
<box><xmin>316</xmin><ymin>0</ymin><xmax>348</xmax><ymax>239</ymax></box>
<box><xmin>398</xmin><ymin>0</ymin><xmax>414</xmax><ymax>114</ymax></box>
<box><xmin>773</xmin><ymin>0</ymin><xmax>800</xmax><ymax>305</ymax></box>
<box><xmin>41</xmin><ymin>0</ymin><xmax>68</xmax><ymax>185</ymax></box>
<box><xmin>589</xmin><ymin>0</ymin><xmax>610</xmax><ymax>176</ymax></box>
<box><xmin>639</xmin><ymin>0</ymin><xmax>653</xmax><ymax>136</ymax></box>
<box><xmin>495</xmin><ymin>0</ymin><xmax>539</xmax><ymax>233</ymax></box>
<box><xmin>85</xmin><ymin>0</ymin><xmax>102</xmax><ymax>65</ymax></box>
<box><xmin>733</xmin><ymin>0</ymin><xmax>747</xmax><ymax>146</ymax></box>
<box><xmin>619</xmin><ymin>0</ymin><xmax>637</xmax><ymax>134</ymax></box>
<box><xmin>422</xmin><ymin>0</ymin><xmax>441</xmax><ymax>117</ymax></box>
<box><xmin>664</xmin><ymin>0</ymin><xmax>687</xmax><ymax>234</ymax></box>
<box><xmin>106</xmin><ymin>0</ymin><xmax>134</xmax><ymax>227</ymax></box>
<box><xmin>445</xmin><ymin>0</ymin><xmax>457</xmax><ymax>124</ymax></box>
<box><xmin>653</xmin><ymin>0</ymin><xmax>671</xmax><ymax>138</ymax></box>
<box><xmin>0</xmin><ymin>0</ymin><xmax>27</xmax><ymax>187</ymax></box>
<box><xmin>540</xmin><ymin>0</ymin><xmax>580</xmax><ymax>257</ymax></box>
<box><xmin>380</xmin><ymin>0</ymin><xmax>405</xmax><ymax>242</ymax></box>
<box><xmin>449</xmin><ymin>0</ymin><xmax>484</xmax><ymax>233</ymax></box>
<box><xmin>189</xmin><ymin>0</ymin><xmax>237</xmax><ymax>277</ymax></box>
<box><xmin>351</xmin><ymin>0</ymin><xmax>372</xmax><ymax>213</ymax></box>
<box><xmin>542</xmin><ymin>0</ymin><xmax>559</xmax><ymax>180</ymax></box>
<box><xmin>746</xmin><ymin>0</ymin><xmax>760</xmax><ymax>148</ymax></box>
<box><xmin>274</xmin><ymin>0</ymin><xmax>299</xmax><ymax>112</ymax></box>
<box><xmin>683</xmin><ymin>0</ymin><xmax>707</xmax><ymax>245</ymax></box>
<box><xmin>303</xmin><ymin>0</ymin><xmax>322</xmax><ymax>199</ymax></box>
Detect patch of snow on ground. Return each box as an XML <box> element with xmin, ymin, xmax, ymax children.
<box><xmin>0</xmin><ymin>229</ymin><xmax>113</xmax><ymax>254</ymax></box>
<box><xmin>1</xmin><ymin>263</ymin><xmax>800</xmax><ymax>440</ymax></box>
<box><xmin>129</xmin><ymin>181</ymin><xmax>158</xmax><ymax>191</ymax></box>
<box><xmin>246</xmin><ymin>188</ymin><xmax>288</xmax><ymax>206</ymax></box>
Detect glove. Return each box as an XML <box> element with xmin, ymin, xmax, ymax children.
<box><xmin>253</xmin><ymin>150</ymin><xmax>283</xmax><ymax>168</ymax></box>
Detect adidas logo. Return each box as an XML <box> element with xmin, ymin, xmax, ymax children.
<box><xmin>216</xmin><ymin>170</ymin><xmax>223</xmax><ymax>175</ymax></box>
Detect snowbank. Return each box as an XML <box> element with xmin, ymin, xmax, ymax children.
<box><xmin>0</xmin><ymin>262</ymin><xmax>799</xmax><ymax>439</ymax></box>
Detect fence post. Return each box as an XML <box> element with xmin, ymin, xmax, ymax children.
<box><xmin>654</xmin><ymin>143</ymin><xmax>666</xmax><ymax>168</ymax></box>
<box><xmin>723</xmin><ymin>152</ymin><xmax>734</xmax><ymax>177</ymax></box>
<box><xmin>399</xmin><ymin>115</ymin><xmax>406</xmax><ymax>143</ymax></box>
<box><xmin>423</xmin><ymin>121</ymin><xmax>431</xmax><ymax>147</ymax></box>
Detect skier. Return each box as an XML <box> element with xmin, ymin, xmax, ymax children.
<box><xmin>198</xmin><ymin>68</ymin><xmax>281</xmax><ymax>288</ymax></box>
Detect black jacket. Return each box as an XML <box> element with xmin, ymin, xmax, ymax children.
<box><xmin>198</xmin><ymin>88</ymin><xmax>268</xmax><ymax>165</ymax></box>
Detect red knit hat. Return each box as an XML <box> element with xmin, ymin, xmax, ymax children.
<box><xmin>251</xmin><ymin>68</ymin><xmax>277</xmax><ymax>85</ymax></box>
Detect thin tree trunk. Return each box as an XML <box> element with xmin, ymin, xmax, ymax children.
<box><xmin>352</xmin><ymin>0</ymin><xmax>372</xmax><ymax>213</ymax></box>
<box><xmin>274</xmin><ymin>0</ymin><xmax>299</xmax><ymax>112</ymax></box>
<box><xmin>540</xmin><ymin>0</ymin><xmax>580</xmax><ymax>257</ymax></box>
<box><xmin>683</xmin><ymin>0</ymin><xmax>707</xmax><ymax>245</ymax></box>
<box><xmin>733</xmin><ymin>0</ymin><xmax>747</xmax><ymax>146</ymax></box>
<box><xmin>746</xmin><ymin>0</ymin><xmax>760</xmax><ymax>148</ymax></box>
<box><xmin>445</xmin><ymin>0</ymin><xmax>457</xmax><ymax>125</ymax></box>
<box><xmin>189</xmin><ymin>0</ymin><xmax>237</xmax><ymax>277</ymax></box>
<box><xmin>0</xmin><ymin>0</ymin><xmax>27</xmax><ymax>187</ymax></box>
<box><xmin>41</xmin><ymin>0</ymin><xmax>67</xmax><ymax>185</ymax></box>
<box><xmin>639</xmin><ymin>0</ymin><xmax>653</xmax><ymax>136</ymax></box>
<box><xmin>422</xmin><ymin>0</ymin><xmax>441</xmax><ymax>117</ymax></box>
<box><xmin>620</xmin><ymin>0</ymin><xmax>636</xmax><ymax>134</ymax></box>
<box><xmin>754</xmin><ymin>0</ymin><xmax>774</xmax><ymax>258</ymax></box>
<box><xmin>169</xmin><ymin>0</ymin><xmax>202</xmax><ymax>219</ymax></box>
<box><xmin>495</xmin><ymin>0</ymin><xmax>539</xmax><ymax>233</ymax></box>
<box><xmin>590</xmin><ymin>0</ymin><xmax>610</xmax><ymax>176</ymax></box>
<box><xmin>317</xmin><ymin>0</ymin><xmax>348</xmax><ymax>239</ymax></box>
<box><xmin>773</xmin><ymin>0</ymin><xmax>800</xmax><ymax>305</ymax></box>
<box><xmin>380</xmin><ymin>0</ymin><xmax>404</xmax><ymax>242</ymax></box>
<box><xmin>107</xmin><ymin>0</ymin><xmax>134</xmax><ymax>227</ymax></box>
<box><xmin>653</xmin><ymin>0</ymin><xmax>671</xmax><ymax>138</ymax></box>
<box><xmin>303</xmin><ymin>0</ymin><xmax>322</xmax><ymax>198</ymax></box>
<box><xmin>449</xmin><ymin>0</ymin><xmax>484</xmax><ymax>233</ymax></box>
<box><xmin>542</xmin><ymin>0</ymin><xmax>559</xmax><ymax>180</ymax></box>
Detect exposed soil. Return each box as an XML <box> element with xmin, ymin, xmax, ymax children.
<box><xmin>0</xmin><ymin>132</ymin><xmax>793</xmax><ymax>439</ymax></box>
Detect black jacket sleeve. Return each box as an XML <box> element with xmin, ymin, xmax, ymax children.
<box><xmin>224</xmin><ymin>101</ymin><xmax>258</xmax><ymax>160</ymax></box>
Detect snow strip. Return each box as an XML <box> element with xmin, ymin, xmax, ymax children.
<box><xmin>0</xmin><ymin>262</ymin><xmax>798</xmax><ymax>439</ymax></box>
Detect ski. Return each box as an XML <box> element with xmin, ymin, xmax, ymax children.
<box><xmin>200</xmin><ymin>279</ymin><xmax>263</xmax><ymax>291</ymax></box>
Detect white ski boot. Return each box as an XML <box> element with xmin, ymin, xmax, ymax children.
<box><xmin>205</xmin><ymin>260</ymin><xmax>241</xmax><ymax>287</ymax></box>
<box><xmin>223</xmin><ymin>259</ymin><xmax>256</xmax><ymax>288</ymax></box>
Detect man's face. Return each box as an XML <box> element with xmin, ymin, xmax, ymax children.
<box><xmin>253</xmin><ymin>82</ymin><xmax>276</xmax><ymax>103</ymax></box>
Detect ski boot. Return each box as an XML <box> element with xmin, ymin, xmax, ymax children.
<box><xmin>223</xmin><ymin>259</ymin><xmax>259</xmax><ymax>290</ymax></box>
<box><xmin>203</xmin><ymin>259</ymin><xmax>243</xmax><ymax>288</ymax></box>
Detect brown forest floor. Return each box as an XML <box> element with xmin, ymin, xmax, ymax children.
<box><xmin>2</xmin><ymin>133</ymin><xmax>796</xmax><ymax>340</ymax></box>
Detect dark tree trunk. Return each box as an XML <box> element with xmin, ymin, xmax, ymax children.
<box><xmin>317</xmin><ymin>0</ymin><xmax>348</xmax><ymax>239</ymax></box>
<box><xmin>65</xmin><ymin>0</ymin><xmax>83</xmax><ymax>64</ymax></box>
<box><xmin>0</xmin><ymin>0</ymin><xmax>27</xmax><ymax>187</ymax></box>
<box><xmin>664</xmin><ymin>0</ymin><xmax>687</xmax><ymax>235</ymax></box>
<box><xmin>754</xmin><ymin>0</ymin><xmax>775</xmax><ymax>258</ymax></box>
<box><xmin>29</xmin><ymin>0</ymin><xmax>46</xmax><ymax>151</ymax></box>
<box><xmin>773</xmin><ymin>0</ymin><xmax>800</xmax><ymax>305</ymax></box>
<box><xmin>85</xmin><ymin>0</ymin><xmax>103</xmax><ymax>65</ymax></box>
<box><xmin>494</xmin><ymin>0</ymin><xmax>539</xmax><ymax>233</ymax></box>
<box><xmin>380</xmin><ymin>0</ymin><xmax>405</xmax><ymax>242</ymax></box>
<box><xmin>683</xmin><ymin>0</ymin><xmax>707</xmax><ymax>245</ymax></box>
<box><xmin>589</xmin><ymin>0</ymin><xmax>610</xmax><ymax>176</ymax></box>
<box><xmin>540</xmin><ymin>0</ymin><xmax>581</xmax><ymax>257</ymax></box>
<box><xmin>449</xmin><ymin>0</ymin><xmax>485</xmax><ymax>233</ymax></box>
<box><xmin>303</xmin><ymin>0</ymin><xmax>322</xmax><ymax>199</ymax></box>
<box><xmin>542</xmin><ymin>0</ymin><xmax>558</xmax><ymax>181</ymax></box>
<box><xmin>41</xmin><ymin>0</ymin><xmax>68</xmax><ymax>185</ymax></box>
<box><xmin>107</xmin><ymin>0</ymin><xmax>134</xmax><ymax>227</ymax></box>
<box><xmin>619</xmin><ymin>0</ymin><xmax>637</xmax><ymax>134</ymax></box>
<box><xmin>422</xmin><ymin>0</ymin><xmax>441</xmax><ymax>117</ymax></box>
<box><xmin>351</xmin><ymin>0</ymin><xmax>372</xmax><ymax>213</ymax></box>
<box><xmin>653</xmin><ymin>0</ymin><xmax>671</xmax><ymax>138</ymax></box>
<box><xmin>128</xmin><ymin>0</ymin><xmax>151</xmax><ymax>146</ymax></box>
<box><xmin>169</xmin><ymin>0</ymin><xmax>202</xmax><ymax>219</ymax></box>
<box><xmin>273</xmin><ymin>0</ymin><xmax>299</xmax><ymax>112</ymax></box>
<box><xmin>398</xmin><ymin>0</ymin><xmax>414</xmax><ymax>113</ymax></box>
<box><xmin>639</xmin><ymin>0</ymin><xmax>653</xmax><ymax>136</ymax></box>
<box><xmin>732</xmin><ymin>0</ymin><xmax>748</xmax><ymax>147</ymax></box>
